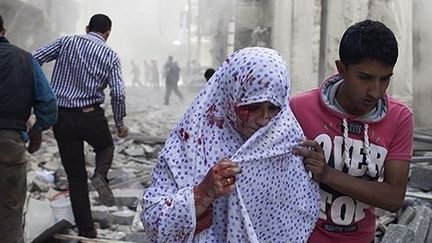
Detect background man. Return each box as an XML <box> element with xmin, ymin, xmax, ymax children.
<box><xmin>33</xmin><ymin>14</ymin><xmax>128</xmax><ymax>238</ymax></box>
<box><xmin>164</xmin><ymin>55</ymin><xmax>183</xmax><ymax>105</ymax></box>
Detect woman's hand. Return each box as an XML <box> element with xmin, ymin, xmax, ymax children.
<box><xmin>194</xmin><ymin>158</ymin><xmax>241</xmax><ymax>216</ymax></box>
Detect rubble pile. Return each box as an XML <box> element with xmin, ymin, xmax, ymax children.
<box><xmin>24</xmin><ymin>128</ymin><xmax>159</xmax><ymax>242</ymax></box>
<box><xmin>24</xmin><ymin>87</ymin><xmax>195</xmax><ymax>242</ymax></box>
<box><xmin>375</xmin><ymin>129</ymin><xmax>432</xmax><ymax>243</ymax></box>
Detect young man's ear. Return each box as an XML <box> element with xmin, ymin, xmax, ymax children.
<box><xmin>335</xmin><ymin>60</ymin><xmax>346</xmax><ymax>76</ymax></box>
<box><xmin>85</xmin><ymin>26</ymin><xmax>89</xmax><ymax>34</ymax></box>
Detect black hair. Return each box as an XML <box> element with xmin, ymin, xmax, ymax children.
<box><xmin>339</xmin><ymin>19</ymin><xmax>398</xmax><ymax>67</ymax></box>
<box><xmin>88</xmin><ymin>14</ymin><xmax>111</xmax><ymax>33</ymax></box>
<box><xmin>204</xmin><ymin>68</ymin><xmax>216</xmax><ymax>81</ymax></box>
<box><xmin>0</xmin><ymin>14</ymin><xmax>4</xmax><ymax>32</ymax></box>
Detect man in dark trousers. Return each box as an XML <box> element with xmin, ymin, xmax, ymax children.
<box><xmin>0</xmin><ymin>14</ymin><xmax>57</xmax><ymax>243</ymax></box>
<box><xmin>164</xmin><ymin>55</ymin><xmax>183</xmax><ymax>105</ymax></box>
<box><xmin>33</xmin><ymin>14</ymin><xmax>128</xmax><ymax>238</ymax></box>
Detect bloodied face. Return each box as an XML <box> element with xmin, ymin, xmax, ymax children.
<box><xmin>235</xmin><ymin>101</ymin><xmax>281</xmax><ymax>139</ymax></box>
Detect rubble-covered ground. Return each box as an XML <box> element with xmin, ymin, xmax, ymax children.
<box><xmin>24</xmin><ymin>85</ymin><xmax>200</xmax><ymax>242</ymax></box>
<box><xmin>377</xmin><ymin>131</ymin><xmax>432</xmax><ymax>243</ymax></box>
<box><xmin>23</xmin><ymin>85</ymin><xmax>432</xmax><ymax>242</ymax></box>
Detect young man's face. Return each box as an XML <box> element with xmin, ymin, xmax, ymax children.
<box><xmin>335</xmin><ymin>59</ymin><xmax>394</xmax><ymax>116</ymax></box>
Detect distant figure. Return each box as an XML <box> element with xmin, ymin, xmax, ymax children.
<box><xmin>131</xmin><ymin>60</ymin><xmax>144</xmax><ymax>87</ymax></box>
<box><xmin>251</xmin><ymin>25</ymin><xmax>271</xmax><ymax>47</ymax></box>
<box><xmin>204</xmin><ymin>68</ymin><xmax>216</xmax><ymax>82</ymax></box>
<box><xmin>150</xmin><ymin>59</ymin><xmax>160</xmax><ymax>88</ymax></box>
<box><xmin>143</xmin><ymin>60</ymin><xmax>151</xmax><ymax>85</ymax></box>
<box><xmin>164</xmin><ymin>56</ymin><xmax>183</xmax><ymax>105</ymax></box>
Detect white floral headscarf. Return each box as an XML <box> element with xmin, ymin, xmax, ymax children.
<box><xmin>141</xmin><ymin>47</ymin><xmax>319</xmax><ymax>242</ymax></box>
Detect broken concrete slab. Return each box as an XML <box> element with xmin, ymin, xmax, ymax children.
<box><xmin>39</xmin><ymin>157</ymin><xmax>62</xmax><ymax>171</ymax></box>
<box><xmin>142</xmin><ymin>144</ymin><xmax>162</xmax><ymax>158</ymax></box>
<box><xmin>124</xmin><ymin>232</ymin><xmax>151</xmax><ymax>243</ymax></box>
<box><xmin>408</xmin><ymin>206</ymin><xmax>432</xmax><ymax>243</ymax></box>
<box><xmin>31</xmin><ymin>219</ymin><xmax>73</xmax><ymax>243</ymax></box>
<box><xmin>24</xmin><ymin>198</ymin><xmax>55</xmax><ymax>242</ymax></box>
<box><xmin>112</xmin><ymin>189</ymin><xmax>142</xmax><ymax>208</ymax></box>
<box><xmin>398</xmin><ymin>206</ymin><xmax>416</xmax><ymax>225</ymax></box>
<box><xmin>123</xmin><ymin>146</ymin><xmax>145</xmax><ymax>157</ymax></box>
<box><xmin>107</xmin><ymin>169</ymin><xmax>136</xmax><ymax>186</ymax></box>
<box><xmin>426</xmin><ymin>222</ymin><xmax>432</xmax><ymax>243</ymax></box>
<box><xmin>112</xmin><ymin>210</ymin><xmax>135</xmax><ymax>225</ymax></box>
<box><xmin>126</xmin><ymin>132</ymin><xmax>166</xmax><ymax>145</ymax></box>
<box><xmin>381</xmin><ymin>224</ymin><xmax>415</xmax><ymax>243</ymax></box>
<box><xmin>30</xmin><ymin>177</ymin><xmax>50</xmax><ymax>192</ymax></box>
<box><xmin>50</xmin><ymin>196</ymin><xmax>75</xmax><ymax>224</ymax></box>
<box><xmin>92</xmin><ymin>205</ymin><xmax>114</xmax><ymax>229</ymax></box>
<box><xmin>409</xmin><ymin>165</ymin><xmax>432</xmax><ymax>191</ymax></box>
<box><xmin>377</xmin><ymin>214</ymin><xmax>396</xmax><ymax>232</ymax></box>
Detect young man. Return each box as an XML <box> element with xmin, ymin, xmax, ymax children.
<box><xmin>33</xmin><ymin>14</ymin><xmax>128</xmax><ymax>238</ymax></box>
<box><xmin>291</xmin><ymin>20</ymin><xmax>413</xmax><ymax>243</ymax></box>
<box><xmin>0</xmin><ymin>14</ymin><xmax>57</xmax><ymax>243</ymax></box>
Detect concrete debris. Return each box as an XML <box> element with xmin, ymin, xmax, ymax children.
<box><xmin>142</xmin><ymin>144</ymin><xmax>162</xmax><ymax>158</ymax></box>
<box><xmin>92</xmin><ymin>205</ymin><xmax>115</xmax><ymax>229</ymax></box>
<box><xmin>409</xmin><ymin>164</ymin><xmax>432</xmax><ymax>191</ymax></box>
<box><xmin>398</xmin><ymin>206</ymin><xmax>416</xmax><ymax>225</ymax></box>
<box><xmin>24</xmin><ymin>198</ymin><xmax>55</xmax><ymax>242</ymax></box>
<box><xmin>112</xmin><ymin>210</ymin><xmax>136</xmax><ymax>225</ymax></box>
<box><xmin>124</xmin><ymin>232</ymin><xmax>151</xmax><ymax>243</ymax></box>
<box><xmin>30</xmin><ymin>176</ymin><xmax>51</xmax><ymax>192</ymax></box>
<box><xmin>407</xmin><ymin>206</ymin><xmax>432</xmax><ymax>243</ymax></box>
<box><xmin>376</xmin><ymin>131</ymin><xmax>432</xmax><ymax>242</ymax></box>
<box><xmin>112</xmin><ymin>189</ymin><xmax>143</xmax><ymax>208</ymax></box>
<box><xmin>123</xmin><ymin>146</ymin><xmax>145</xmax><ymax>157</ymax></box>
<box><xmin>381</xmin><ymin>224</ymin><xmax>415</xmax><ymax>243</ymax></box>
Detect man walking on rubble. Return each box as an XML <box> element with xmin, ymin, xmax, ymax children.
<box><xmin>33</xmin><ymin>14</ymin><xmax>128</xmax><ymax>238</ymax></box>
<box><xmin>0</xmin><ymin>14</ymin><xmax>57</xmax><ymax>243</ymax></box>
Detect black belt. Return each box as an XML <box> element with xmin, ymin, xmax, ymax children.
<box><xmin>59</xmin><ymin>104</ymin><xmax>101</xmax><ymax>113</ymax></box>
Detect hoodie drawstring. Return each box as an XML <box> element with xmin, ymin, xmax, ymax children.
<box><xmin>342</xmin><ymin>118</ymin><xmax>350</xmax><ymax>167</ymax></box>
<box><xmin>342</xmin><ymin>118</ymin><xmax>377</xmax><ymax>178</ymax></box>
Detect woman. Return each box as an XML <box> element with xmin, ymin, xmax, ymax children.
<box><xmin>141</xmin><ymin>47</ymin><xmax>319</xmax><ymax>242</ymax></box>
